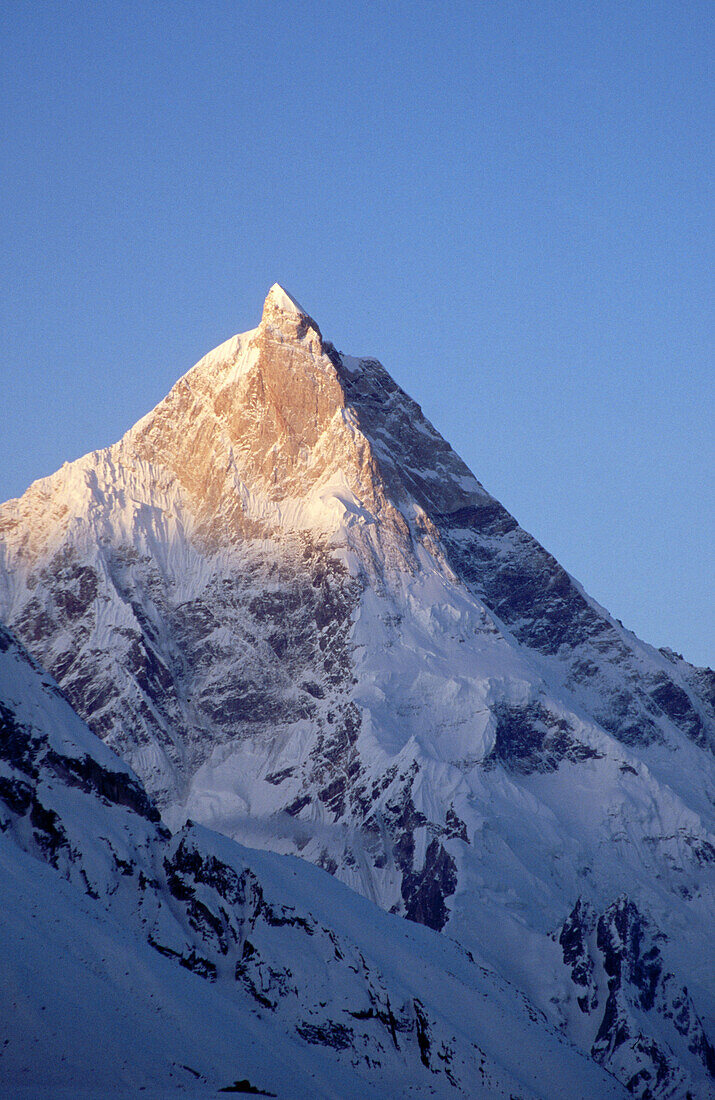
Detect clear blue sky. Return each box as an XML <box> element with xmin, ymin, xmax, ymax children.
<box><xmin>1</xmin><ymin>1</ymin><xmax>712</xmax><ymax>666</ymax></box>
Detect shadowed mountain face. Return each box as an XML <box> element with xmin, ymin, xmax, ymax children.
<box><xmin>0</xmin><ymin>285</ymin><xmax>713</xmax><ymax>1097</ymax></box>
<box><xmin>3</xmin><ymin>623</ymin><xmax>630</xmax><ymax>1098</ymax></box>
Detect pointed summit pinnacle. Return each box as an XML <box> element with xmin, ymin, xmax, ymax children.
<box><xmin>263</xmin><ymin>283</ymin><xmax>308</xmax><ymax>317</ymax></box>
<box><xmin>260</xmin><ymin>283</ymin><xmax>322</xmax><ymax>342</ymax></box>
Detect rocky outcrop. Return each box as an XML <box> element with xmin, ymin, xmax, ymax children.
<box><xmin>556</xmin><ymin>896</ymin><xmax>714</xmax><ymax>1098</ymax></box>
<box><xmin>483</xmin><ymin>702</ymin><xmax>604</xmax><ymax>774</ymax></box>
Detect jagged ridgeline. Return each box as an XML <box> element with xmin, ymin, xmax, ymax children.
<box><xmin>0</xmin><ymin>285</ymin><xmax>713</xmax><ymax>1097</ymax></box>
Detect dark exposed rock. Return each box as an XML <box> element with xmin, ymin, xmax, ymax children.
<box><xmin>301</xmin><ymin>680</ymin><xmax>324</xmax><ymax>699</ymax></box>
<box><xmin>435</xmin><ymin>506</ymin><xmax>611</xmax><ymax>655</ymax></box>
<box><xmin>218</xmin><ymin>1080</ymin><xmax>276</xmax><ymax>1096</ymax></box>
<box><xmin>148</xmin><ymin>936</ymin><xmax>218</xmax><ymax>981</ymax></box>
<box><xmin>685</xmin><ymin>665</ymin><xmax>715</xmax><ymax>716</ymax></box>
<box><xmin>413</xmin><ymin>998</ymin><xmax>432</xmax><ymax>1069</ymax></box>
<box><xmin>648</xmin><ymin>675</ymin><xmax>707</xmax><ymax>748</ymax></box>
<box><xmin>382</xmin><ymin>781</ymin><xmax>427</xmax><ymax>880</ymax></box>
<box><xmin>0</xmin><ymin>701</ymin><xmax>41</xmax><ymax>778</ymax></box>
<box><xmin>6</xmin><ymin>532</ymin><xmax>363</xmax><ymax>813</ymax></box>
<box><xmin>596</xmin><ymin>899</ymin><xmax>663</xmax><ymax>1014</ymax></box>
<box><xmin>14</xmin><ymin>600</ymin><xmax>58</xmax><ymax>647</ymax></box>
<box><xmin>264</xmin><ymin>767</ymin><xmax>295</xmax><ymax>786</ymax></box>
<box><xmin>64</xmin><ymin>666</ymin><xmax>122</xmax><ymax>722</ymax></box>
<box><xmin>0</xmin><ymin>774</ymin><xmax>33</xmax><ymax>817</ymax></box>
<box><xmin>30</xmin><ymin>798</ymin><xmax>69</xmax><ymax>866</ymax></box>
<box><xmin>295</xmin><ymin>1022</ymin><xmax>354</xmax><ymax>1049</ymax></box>
<box><xmin>167</xmin><ymin>835</ymin><xmax>264</xmax><ymax>912</ymax></box>
<box><xmin>316</xmin><ymin>848</ymin><xmax>338</xmax><ymax>875</ymax></box>
<box><xmin>44</xmin><ymin>748</ymin><xmax>161</xmax><ymax>823</ymax></box>
<box><xmin>445</xmin><ymin>805</ymin><xmax>469</xmax><ymax>843</ymax></box>
<box><xmin>557</xmin><ymin>896</ymin><xmax>715</xmax><ymax>1099</ymax></box>
<box><xmin>307</xmin><ymin>702</ymin><xmax>362</xmax><ymax>818</ymax></box>
<box><xmin>593</xmin><ymin>690</ymin><xmax>661</xmax><ymax>749</ymax></box>
<box><xmin>234</xmin><ymin>953</ymin><xmax>291</xmax><ymax>1010</ymax></box>
<box><xmin>558</xmin><ymin>898</ymin><xmax>599</xmax><ymax>1013</ymax></box>
<box><xmin>422</xmin><ymin>499</ymin><xmax>710</xmax><ymax>753</ymax></box>
<box><xmin>402</xmin><ymin>839</ymin><xmax>458</xmax><ymax>932</ymax></box>
<box><xmin>484</xmin><ymin>702</ymin><xmax>603</xmax><ymax>775</ymax></box>
<box><xmin>285</xmin><ymin>795</ymin><xmax>311</xmax><ymax>817</ymax></box>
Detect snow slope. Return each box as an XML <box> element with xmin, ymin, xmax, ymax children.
<box><xmin>0</xmin><ymin>624</ymin><xmax>630</xmax><ymax>1099</ymax></box>
<box><xmin>1</xmin><ymin>285</ymin><xmax>713</xmax><ymax>1096</ymax></box>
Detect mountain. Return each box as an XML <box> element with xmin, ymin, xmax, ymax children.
<box><xmin>0</xmin><ymin>622</ymin><xmax>626</xmax><ymax>1098</ymax></box>
<box><xmin>1</xmin><ymin>284</ymin><xmax>713</xmax><ymax>1096</ymax></box>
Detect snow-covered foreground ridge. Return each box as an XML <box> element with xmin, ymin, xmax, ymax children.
<box><xmin>1</xmin><ymin>284</ymin><xmax>713</xmax><ymax>1096</ymax></box>
<box><xmin>0</xmin><ymin>624</ymin><xmax>626</xmax><ymax>1098</ymax></box>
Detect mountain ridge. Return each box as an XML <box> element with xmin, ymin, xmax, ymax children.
<box><xmin>1</xmin><ymin>286</ymin><xmax>712</xmax><ymax>1097</ymax></box>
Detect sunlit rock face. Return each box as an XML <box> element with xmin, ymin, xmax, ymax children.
<box><xmin>1</xmin><ymin>285</ymin><xmax>713</xmax><ymax>1097</ymax></box>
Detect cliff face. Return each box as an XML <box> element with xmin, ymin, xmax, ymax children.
<box><xmin>1</xmin><ymin>285</ymin><xmax>713</xmax><ymax>1097</ymax></box>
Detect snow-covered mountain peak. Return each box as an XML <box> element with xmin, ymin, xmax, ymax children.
<box><xmin>1</xmin><ymin>288</ymin><xmax>713</xmax><ymax>1098</ymax></box>
<box><xmin>263</xmin><ymin>282</ymin><xmax>309</xmax><ymax>318</ymax></box>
